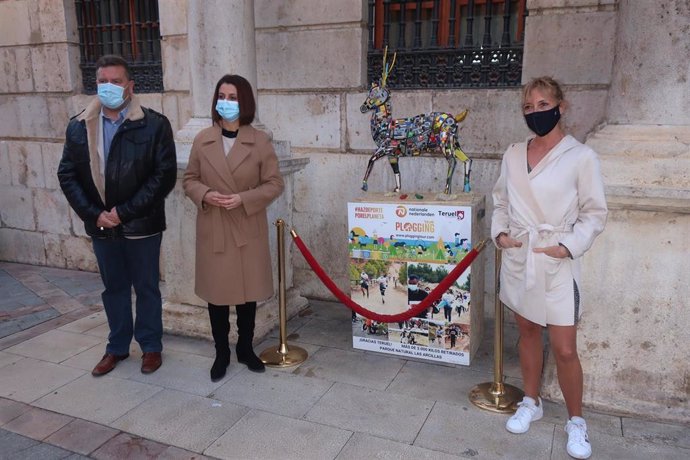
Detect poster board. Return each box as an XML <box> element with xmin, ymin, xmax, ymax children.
<box><xmin>349</xmin><ymin>193</ymin><xmax>485</xmax><ymax>365</ymax></box>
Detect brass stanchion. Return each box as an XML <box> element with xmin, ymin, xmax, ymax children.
<box><xmin>469</xmin><ymin>247</ymin><xmax>524</xmax><ymax>413</ymax></box>
<box><xmin>260</xmin><ymin>219</ymin><xmax>308</xmax><ymax>367</ymax></box>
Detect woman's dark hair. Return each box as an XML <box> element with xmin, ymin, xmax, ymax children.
<box><xmin>211</xmin><ymin>74</ymin><xmax>255</xmax><ymax>126</ymax></box>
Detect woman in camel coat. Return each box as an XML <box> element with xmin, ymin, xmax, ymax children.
<box><xmin>183</xmin><ymin>74</ymin><xmax>284</xmax><ymax>380</ymax></box>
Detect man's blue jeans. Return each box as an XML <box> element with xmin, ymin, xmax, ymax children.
<box><xmin>92</xmin><ymin>234</ymin><xmax>163</xmax><ymax>355</ymax></box>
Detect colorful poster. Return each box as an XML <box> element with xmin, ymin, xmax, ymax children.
<box><xmin>349</xmin><ymin>201</ymin><xmax>474</xmax><ymax>365</ymax></box>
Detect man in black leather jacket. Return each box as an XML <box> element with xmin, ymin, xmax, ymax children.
<box><xmin>57</xmin><ymin>55</ymin><xmax>177</xmax><ymax>377</ymax></box>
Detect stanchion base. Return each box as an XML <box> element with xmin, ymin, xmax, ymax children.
<box><xmin>260</xmin><ymin>345</ymin><xmax>308</xmax><ymax>368</ymax></box>
<box><xmin>469</xmin><ymin>382</ymin><xmax>524</xmax><ymax>414</ymax></box>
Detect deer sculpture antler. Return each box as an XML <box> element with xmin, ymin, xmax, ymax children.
<box><xmin>381</xmin><ymin>46</ymin><xmax>397</xmax><ymax>87</ymax></box>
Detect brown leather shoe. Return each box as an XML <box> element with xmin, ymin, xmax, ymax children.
<box><xmin>141</xmin><ymin>352</ymin><xmax>162</xmax><ymax>374</ymax></box>
<box><xmin>92</xmin><ymin>353</ymin><xmax>129</xmax><ymax>377</ymax></box>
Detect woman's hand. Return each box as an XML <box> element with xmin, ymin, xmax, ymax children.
<box><xmin>533</xmin><ymin>245</ymin><xmax>571</xmax><ymax>259</ymax></box>
<box><xmin>496</xmin><ymin>233</ymin><xmax>523</xmax><ymax>249</ymax></box>
<box><xmin>203</xmin><ymin>191</ymin><xmax>243</xmax><ymax>210</ymax></box>
<box><xmin>222</xmin><ymin>194</ymin><xmax>243</xmax><ymax>210</ymax></box>
<box><xmin>202</xmin><ymin>190</ymin><xmax>226</xmax><ymax>207</ymax></box>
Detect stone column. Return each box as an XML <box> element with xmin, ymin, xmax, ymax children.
<box><xmin>163</xmin><ymin>0</ymin><xmax>309</xmax><ymax>343</ymax></box>
<box><xmin>176</xmin><ymin>0</ymin><xmax>266</xmax><ymax>164</ymax></box>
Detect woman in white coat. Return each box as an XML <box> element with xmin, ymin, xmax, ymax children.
<box><xmin>491</xmin><ymin>77</ymin><xmax>607</xmax><ymax>460</ymax></box>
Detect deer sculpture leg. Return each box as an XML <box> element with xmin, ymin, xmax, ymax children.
<box><xmin>361</xmin><ymin>147</ymin><xmax>389</xmax><ymax>191</ymax></box>
<box><xmin>442</xmin><ymin>143</ymin><xmax>457</xmax><ymax>195</ymax></box>
<box><xmin>388</xmin><ymin>157</ymin><xmax>401</xmax><ymax>192</ymax></box>
<box><xmin>463</xmin><ymin>158</ymin><xmax>473</xmax><ymax>192</ymax></box>
<box><xmin>450</xmin><ymin>133</ymin><xmax>471</xmax><ymax>193</ymax></box>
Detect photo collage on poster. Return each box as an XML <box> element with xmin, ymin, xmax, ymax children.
<box><xmin>348</xmin><ymin>201</ymin><xmax>473</xmax><ymax>365</ymax></box>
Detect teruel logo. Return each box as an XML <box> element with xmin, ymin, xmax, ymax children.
<box><xmin>437</xmin><ymin>209</ymin><xmax>465</xmax><ymax>220</ymax></box>
<box><xmin>395</xmin><ymin>205</ymin><xmax>407</xmax><ymax>218</ymax></box>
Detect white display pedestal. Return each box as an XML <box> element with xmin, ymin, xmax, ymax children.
<box><xmin>348</xmin><ymin>192</ymin><xmax>485</xmax><ymax>365</ymax></box>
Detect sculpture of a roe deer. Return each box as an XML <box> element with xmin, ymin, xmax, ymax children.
<box><xmin>359</xmin><ymin>49</ymin><xmax>472</xmax><ymax>194</ymax></box>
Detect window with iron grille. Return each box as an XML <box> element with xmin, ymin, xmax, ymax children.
<box><xmin>75</xmin><ymin>0</ymin><xmax>163</xmax><ymax>93</ymax></box>
<box><xmin>367</xmin><ymin>0</ymin><xmax>527</xmax><ymax>89</ymax></box>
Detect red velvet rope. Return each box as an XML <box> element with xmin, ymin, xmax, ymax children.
<box><xmin>291</xmin><ymin>232</ymin><xmax>486</xmax><ymax>323</ymax></box>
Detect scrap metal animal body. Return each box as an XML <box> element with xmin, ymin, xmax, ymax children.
<box><xmin>359</xmin><ymin>50</ymin><xmax>472</xmax><ymax>194</ymax></box>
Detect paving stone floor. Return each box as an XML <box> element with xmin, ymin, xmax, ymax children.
<box><xmin>0</xmin><ymin>262</ymin><xmax>688</xmax><ymax>459</ymax></box>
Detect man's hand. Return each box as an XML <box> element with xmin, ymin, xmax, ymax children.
<box><xmin>104</xmin><ymin>208</ymin><xmax>121</xmax><ymax>225</ymax></box>
<box><xmin>96</xmin><ymin>211</ymin><xmax>118</xmax><ymax>229</ymax></box>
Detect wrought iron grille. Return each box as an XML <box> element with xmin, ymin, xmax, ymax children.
<box><xmin>367</xmin><ymin>0</ymin><xmax>527</xmax><ymax>89</ymax></box>
<box><xmin>75</xmin><ymin>0</ymin><xmax>163</xmax><ymax>93</ymax></box>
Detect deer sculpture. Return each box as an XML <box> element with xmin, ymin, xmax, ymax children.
<box><xmin>359</xmin><ymin>49</ymin><xmax>472</xmax><ymax>194</ymax></box>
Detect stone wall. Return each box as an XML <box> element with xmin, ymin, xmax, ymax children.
<box><xmin>0</xmin><ymin>0</ymin><xmax>192</xmax><ymax>273</ymax></box>
<box><xmin>3</xmin><ymin>0</ymin><xmax>688</xmax><ymax>423</ymax></box>
<box><xmin>522</xmin><ymin>0</ymin><xmax>617</xmax><ymax>144</ymax></box>
<box><xmin>607</xmin><ymin>0</ymin><xmax>690</xmax><ymax>125</ymax></box>
<box><xmin>1</xmin><ymin>0</ymin><xmax>623</xmax><ymax>302</ymax></box>
<box><xmin>254</xmin><ymin>0</ymin><xmax>538</xmax><ymax>303</ymax></box>
<box><xmin>251</xmin><ymin>0</ymin><xmax>624</xmax><ymax>304</ymax></box>
<box><xmin>0</xmin><ymin>0</ymin><xmax>87</xmax><ymax>269</ymax></box>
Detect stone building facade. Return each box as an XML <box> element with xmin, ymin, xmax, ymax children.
<box><xmin>0</xmin><ymin>0</ymin><xmax>688</xmax><ymax>422</ymax></box>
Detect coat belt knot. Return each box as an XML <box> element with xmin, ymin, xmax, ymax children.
<box><xmin>514</xmin><ymin>223</ymin><xmax>573</xmax><ymax>291</ymax></box>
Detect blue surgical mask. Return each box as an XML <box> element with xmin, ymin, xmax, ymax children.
<box><xmin>97</xmin><ymin>82</ymin><xmax>128</xmax><ymax>109</ymax></box>
<box><xmin>216</xmin><ymin>100</ymin><xmax>240</xmax><ymax>121</ymax></box>
<box><xmin>408</xmin><ymin>284</ymin><xmax>418</xmax><ymax>292</ymax></box>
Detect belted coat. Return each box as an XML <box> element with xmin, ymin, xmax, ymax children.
<box><xmin>183</xmin><ymin>124</ymin><xmax>284</xmax><ymax>306</ymax></box>
<box><xmin>491</xmin><ymin>135</ymin><xmax>607</xmax><ymax>326</ymax></box>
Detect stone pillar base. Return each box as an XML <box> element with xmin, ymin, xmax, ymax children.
<box><xmin>163</xmin><ymin>288</ymin><xmax>309</xmax><ymax>342</ymax></box>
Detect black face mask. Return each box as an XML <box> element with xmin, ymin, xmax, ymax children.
<box><xmin>524</xmin><ymin>105</ymin><xmax>561</xmax><ymax>136</ymax></box>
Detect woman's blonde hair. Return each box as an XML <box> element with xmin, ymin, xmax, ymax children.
<box><xmin>522</xmin><ymin>76</ymin><xmax>565</xmax><ymax>105</ymax></box>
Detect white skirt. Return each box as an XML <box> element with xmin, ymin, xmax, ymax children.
<box><xmin>499</xmin><ymin>245</ymin><xmax>582</xmax><ymax>327</ymax></box>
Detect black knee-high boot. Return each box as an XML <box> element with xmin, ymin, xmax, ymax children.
<box><xmin>208</xmin><ymin>304</ymin><xmax>231</xmax><ymax>381</ymax></box>
<box><xmin>235</xmin><ymin>302</ymin><xmax>265</xmax><ymax>372</ymax></box>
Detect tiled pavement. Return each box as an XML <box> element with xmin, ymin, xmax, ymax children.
<box><xmin>0</xmin><ymin>262</ymin><xmax>688</xmax><ymax>459</ymax></box>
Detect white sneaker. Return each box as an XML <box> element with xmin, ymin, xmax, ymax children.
<box><xmin>506</xmin><ymin>396</ymin><xmax>543</xmax><ymax>434</ymax></box>
<box><xmin>565</xmin><ymin>416</ymin><xmax>592</xmax><ymax>459</ymax></box>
